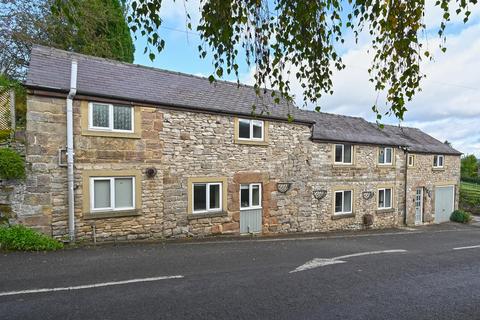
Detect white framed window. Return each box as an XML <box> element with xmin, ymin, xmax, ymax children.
<box><xmin>334</xmin><ymin>144</ymin><xmax>353</xmax><ymax>164</ymax></box>
<box><xmin>334</xmin><ymin>190</ymin><xmax>353</xmax><ymax>215</ymax></box>
<box><xmin>378</xmin><ymin>188</ymin><xmax>393</xmax><ymax>209</ymax></box>
<box><xmin>378</xmin><ymin>147</ymin><xmax>393</xmax><ymax>165</ymax></box>
<box><xmin>240</xmin><ymin>183</ymin><xmax>262</xmax><ymax>210</ymax></box>
<box><xmin>433</xmin><ymin>155</ymin><xmax>444</xmax><ymax>168</ymax></box>
<box><xmin>90</xmin><ymin>177</ymin><xmax>135</xmax><ymax>212</ymax></box>
<box><xmin>238</xmin><ymin>118</ymin><xmax>264</xmax><ymax>141</ymax></box>
<box><xmin>408</xmin><ymin>155</ymin><xmax>415</xmax><ymax>167</ymax></box>
<box><xmin>192</xmin><ymin>182</ymin><xmax>222</xmax><ymax>214</ymax></box>
<box><xmin>88</xmin><ymin>102</ymin><xmax>134</xmax><ymax>132</ymax></box>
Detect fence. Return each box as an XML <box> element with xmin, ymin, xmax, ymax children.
<box><xmin>0</xmin><ymin>87</ymin><xmax>15</xmax><ymax>131</ymax></box>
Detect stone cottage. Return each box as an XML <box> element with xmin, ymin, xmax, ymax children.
<box><xmin>17</xmin><ymin>46</ymin><xmax>461</xmax><ymax>242</ymax></box>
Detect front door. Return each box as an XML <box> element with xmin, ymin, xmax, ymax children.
<box><xmin>415</xmin><ymin>188</ymin><xmax>423</xmax><ymax>225</ymax></box>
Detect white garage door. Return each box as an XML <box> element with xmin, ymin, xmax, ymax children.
<box><xmin>434</xmin><ymin>186</ymin><xmax>455</xmax><ymax>223</ymax></box>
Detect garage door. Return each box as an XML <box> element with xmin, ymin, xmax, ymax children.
<box><xmin>434</xmin><ymin>186</ymin><xmax>455</xmax><ymax>223</ymax></box>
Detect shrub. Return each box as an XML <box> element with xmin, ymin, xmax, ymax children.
<box><xmin>0</xmin><ymin>148</ymin><xmax>25</xmax><ymax>180</ymax></box>
<box><xmin>450</xmin><ymin>210</ymin><xmax>473</xmax><ymax>224</ymax></box>
<box><xmin>0</xmin><ymin>225</ymin><xmax>63</xmax><ymax>251</ymax></box>
<box><xmin>0</xmin><ymin>129</ymin><xmax>11</xmax><ymax>142</ymax></box>
<box><xmin>462</xmin><ymin>176</ymin><xmax>480</xmax><ymax>185</ymax></box>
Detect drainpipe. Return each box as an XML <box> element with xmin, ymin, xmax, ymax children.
<box><xmin>67</xmin><ymin>60</ymin><xmax>78</xmax><ymax>242</ymax></box>
<box><xmin>402</xmin><ymin>147</ymin><xmax>409</xmax><ymax>226</ymax></box>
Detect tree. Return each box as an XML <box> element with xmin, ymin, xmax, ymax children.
<box><xmin>0</xmin><ymin>0</ymin><xmax>135</xmax><ymax>80</ymax></box>
<box><xmin>461</xmin><ymin>154</ymin><xmax>478</xmax><ymax>178</ymax></box>
<box><xmin>118</xmin><ymin>0</ymin><xmax>476</xmax><ymax>120</ymax></box>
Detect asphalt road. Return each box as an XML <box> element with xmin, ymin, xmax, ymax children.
<box><xmin>1</xmin><ymin>224</ymin><xmax>480</xmax><ymax>320</ymax></box>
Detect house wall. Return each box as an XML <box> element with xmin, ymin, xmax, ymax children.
<box><xmin>19</xmin><ymin>94</ymin><xmax>459</xmax><ymax>241</ymax></box>
<box><xmin>405</xmin><ymin>154</ymin><xmax>461</xmax><ymax>225</ymax></box>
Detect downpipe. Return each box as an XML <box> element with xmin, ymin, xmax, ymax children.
<box><xmin>67</xmin><ymin>60</ymin><xmax>77</xmax><ymax>242</ymax></box>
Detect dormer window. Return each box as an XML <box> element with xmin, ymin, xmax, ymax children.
<box><xmin>334</xmin><ymin>144</ymin><xmax>353</xmax><ymax>164</ymax></box>
<box><xmin>433</xmin><ymin>155</ymin><xmax>444</xmax><ymax>168</ymax></box>
<box><xmin>238</xmin><ymin>119</ymin><xmax>264</xmax><ymax>141</ymax></box>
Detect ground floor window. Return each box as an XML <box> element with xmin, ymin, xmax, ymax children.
<box><xmin>192</xmin><ymin>182</ymin><xmax>222</xmax><ymax>213</ymax></box>
<box><xmin>378</xmin><ymin>188</ymin><xmax>392</xmax><ymax>209</ymax></box>
<box><xmin>334</xmin><ymin>190</ymin><xmax>352</xmax><ymax>214</ymax></box>
<box><xmin>240</xmin><ymin>183</ymin><xmax>262</xmax><ymax>210</ymax></box>
<box><xmin>90</xmin><ymin>177</ymin><xmax>135</xmax><ymax>212</ymax></box>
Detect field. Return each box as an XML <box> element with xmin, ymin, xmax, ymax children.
<box><xmin>460</xmin><ymin>181</ymin><xmax>480</xmax><ymax>214</ymax></box>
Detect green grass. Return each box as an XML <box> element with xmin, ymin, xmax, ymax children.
<box><xmin>0</xmin><ymin>225</ymin><xmax>63</xmax><ymax>251</ymax></box>
<box><xmin>460</xmin><ymin>182</ymin><xmax>480</xmax><ymax>214</ymax></box>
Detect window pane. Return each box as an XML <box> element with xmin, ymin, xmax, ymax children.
<box><xmin>335</xmin><ymin>145</ymin><xmax>343</xmax><ymax>162</ymax></box>
<box><xmin>93</xmin><ymin>179</ymin><xmax>110</xmax><ymax>209</ymax></box>
<box><xmin>385</xmin><ymin>189</ymin><xmax>392</xmax><ymax>208</ymax></box>
<box><xmin>344</xmin><ymin>191</ymin><xmax>352</xmax><ymax>212</ymax></box>
<box><xmin>240</xmin><ymin>185</ymin><xmax>250</xmax><ymax>208</ymax></box>
<box><xmin>439</xmin><ymin>156</ymin><xmax>443</xmax><ymax>167</ymax></box>
<box><xmin>113</xmin><ymin>105</ymin><xmax>132</xmax><ymax>131</ymax></box>
<box><xmin>209</xmin><ymin>184</ymin><xmax>221</xmax><ymax>210</ymax></box>
<box><xmin>335</xmin><ymin>192</ymin><xmax>343</xmax><ymax>213</ymax></box>
<box><xmin>193</xmin><ymin>184</ymin><xmax>207</xmax><ymax>211</ymax></box>
<box><xmin>239</xmin><ymin>120</ymin><xmax>250</xmax><ymax>139</ymax></box>
<box><xmin>386</xmin><ymin>148</ymin><xmax>392</xmax><ymax>163</ymax></box>
<box><xmin>252</xmin><ymin>185</ymin><xmax>260</xmax><ymax>206</ymax></box>
<box><xmin>252</xmin><ymin>121</ymin><xmax>263</xmax><ymax>139</ymax></box>
<box><xmin>92</xmin><ymin>104</ymin><xmax>109</xmax><ymax>128</ymax></box>
<box><xmin>378</xmin><ymin>149</ymin><xmax>385</xmax><ymax>163</ymax></box>
<box><xmin>379</xmin><ymin>189</ymin><xmax>385</xmax><ymax>208</ymax></box>
<box><xmin>114</xmin><ymin>178</ymin><xmax>133</xmax><ymax>208</ymax></box>
<box><xmin>433</xmin><ymin>156</ymin><xmax>438</xmax><ymax>166</ymax></box>
<box><xmin>344</xmin><ymin>144</ymin><xmax>352</xmax><ymax>163</ymax></box>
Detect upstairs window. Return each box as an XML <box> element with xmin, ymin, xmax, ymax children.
<box><xmin>334</xmin><ymin>144</ymin><xmax>353</xmax><ymax>164</ymax></box>
<box><xmin>408</xmin><ymin>155</ymin><xmax>415</xmax><ymax>167</ymax></box>
<box><xmin>240</xmin><ymin>183</ymin><xmax>262</xmax><ymax>210</ymax></box>
<box><xmin>433</xmin><ymin>155</ymin><xmax>444</xmax><ymax>168</ymax></box>
<box><xmin>90</xmin><ymin>177</ymin><xmax>135</xmax><ymax>212</ymax></box>
<box><xmin>378</xmin><ymin>147</ymin><xmax>393</xmax><ymax>165</ymax></box>
<box><xmin>334</xmin><ymin>190</ymin><xmax>352</xmax><ymax>215</ymax></box>
<box><xmin>238</xmin><ymin>119</ymin><xmax>264</xmax><ymax>141</ymax></box>
<box><xmin>378</xmin><ymin>188</ymin><xmax>392</xmax><ymax>209</ymax></box>
<box><xmin>89</xmin><ymin>102</ymin><xmax>133</xmax><ymax>132</ymax></box>
<box><xmin>192</xmin><ymin>182</ymin><xmax>222</xmax><ymax>214</ymax></box>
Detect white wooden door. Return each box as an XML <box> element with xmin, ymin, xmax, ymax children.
<box><xmin>415</xmin><ymin>188</ymin><xmax>423</xmax><ymax>225</ymax></box>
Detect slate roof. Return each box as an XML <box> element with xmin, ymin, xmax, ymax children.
<box><xmin>25</xmin><ymin>45</ymin><xmax>461</xmax><ymax>155</ymax></box>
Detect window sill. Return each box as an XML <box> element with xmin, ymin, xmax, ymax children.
<box><xmin>432</xmin><ymin>167</ymin><xmax>445</xmax><ymax>171</ymax></box>
<box><xmin>332</xmin><ymin>163</ymin><xmax>355</xmax><ymax>168</ymax></box>
<box><xmin>188</xmin><ymin>211</ymin><xmax>228</xmax><ymax>220</ymax></box>
<box><xmin>331</xmin><ymin>213</ymin><xmax>355</xmax><ymax>220</ymax></box>
<box><xmin>81</xmin><ymin>129</ymin><xmax>141</xmax><ymax>139</ymax></box>
<box><xmin>234</xmin><ymin>139</ymin><xmax>269</xmax><ymax>146</ymax></box>
<box><xmin>376</xmin><ymin>208</ymin><xmax>396</xmax><ymax>214</ymax></box>
<box><xmin>377</xmin><ymin>164</ymin><xmax>395</xmax><ymax>168</ymax></box>
<box><xmin>84</xmin><ymin>209</ymin><xmax>141</xmax><ymax>220</ymax></box>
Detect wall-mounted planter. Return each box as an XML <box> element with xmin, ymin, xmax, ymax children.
<box><xmin>313</xmin><ymin>189</ymin><xmax>327</xmax><ymax>200</ymax></box>
<box><xmin>362</xmin><ymin>191</ymin><xmax>374</xmax><ymax>200</ymax></box>
<box><xmin>277</xmin><ymin>182</ymin><xmax>292</xmax><ymax>193</ymax></box>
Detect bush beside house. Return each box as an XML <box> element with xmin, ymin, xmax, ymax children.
<box><xmin>450</xmin><ymin>210</ymin><xmax>473</xmax><ymax>224</ymax></box>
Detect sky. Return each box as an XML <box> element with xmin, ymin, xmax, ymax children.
<box><xmin>133</xmin><ymin>0</ymin><xmax>480</xmax><ymax>157</ymax></box>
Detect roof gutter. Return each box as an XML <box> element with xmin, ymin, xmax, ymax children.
<box><xmin>66</xmin><ymin>60</ymin><xmax>77</xmax><ymax>242</ymax></box>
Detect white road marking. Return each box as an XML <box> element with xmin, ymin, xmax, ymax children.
<box><xmin>0</xmin><ymin>275</ymin><xmax>184</xmax><ymax>297</ymax></box>
<box><xmin>290</xmin><ymin>249</ymin><xmax>407</xmax><ymax>273</ymax></box>
<box><xmin>453</xmin><ymin>245</ymin><xmax>480</xmax><ymax>251</ymax></box>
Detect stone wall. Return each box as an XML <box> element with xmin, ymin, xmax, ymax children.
<box><xmin>18</xmin><ymin>94</ymin><xmax>460</xmax><ymax>241</ymax></box>
<box><xmin>405</xmin><ymin>154</ymin><xmax>460</xmax><ymax>225</ymax></box>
